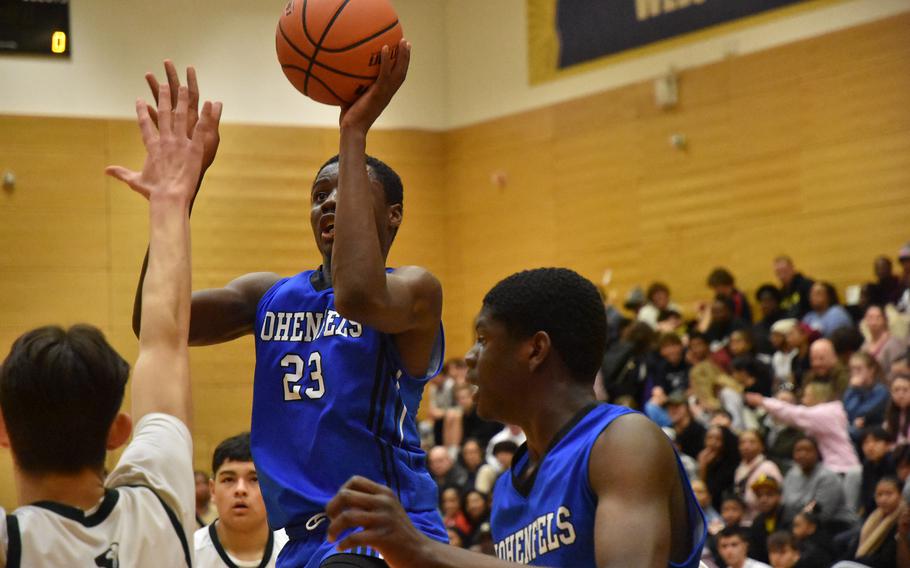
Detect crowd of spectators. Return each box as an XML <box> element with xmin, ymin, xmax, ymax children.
<box><xmin>421</xmin><ymin>244</ymin><xmax>910</xmax><ymax>567</ymax></box>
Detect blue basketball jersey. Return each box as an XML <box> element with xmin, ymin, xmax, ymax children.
<box><xmin>490</xmin><ymin>403</ymin><xmax>706</xmax><ymax>567</ymax></box>
<box><xmin>250</xmin><ymin>270</ymin><xmax>445</xmax><ymax>537</ymax></box>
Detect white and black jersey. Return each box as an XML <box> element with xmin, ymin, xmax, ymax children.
<box><xmin>0</xmin><ymin>413</ymin><xmax>195</xmax><ymax>567</ymax></box>
<box><xmin>194</xmin><ymin>522</ymin><xmax>288</xmax><ymax>568</ymax></box>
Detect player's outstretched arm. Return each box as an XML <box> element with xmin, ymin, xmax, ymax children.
<box><xmin>590</xmin><ymin>413</ymin><xmax>693</xmax><ymax>567</ymax></box>
<box><xmin>326</xmin><ymin>477</ymin><xmax>557</xmax><ymax>568</ymax></box>
<box><xmin>331</xmin><ymin>40</ymin><xmax>442</xmax><ymax>340</ymax></box>
<box><xmin>107</xmin><ymin>83</ymin><xmax>220</xmax><ymax>427</ymax></box>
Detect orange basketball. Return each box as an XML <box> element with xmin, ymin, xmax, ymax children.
<box><xmin>276</xmin><ymin>0</ymin><xmax>404</xmax><ymax>106</ymax></box>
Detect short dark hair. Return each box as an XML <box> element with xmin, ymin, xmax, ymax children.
<box><xmin>766</xmin><ymin>530</ymin><xmax>796</xmax><ymax>552</ymax></box>
<box><xmin>318</xmin><ymin>154</ymin><xmax>403</xmax><ymax>208</ymax></box>
<box><xmin>492</xmin><ymin>440</ymin><xmax>519</xmax><ymax>455</ymax></box>
<box><xmin>707</xmin><ymin>268</ymin><xmax>735</xmax><ymax>288</ymax></box>
<box><xmin>731</xmin><ymin>355</ymin><xmax>760</xmax><ymax>375</ymax></box>
<box><xmin>0</xmin><ymin>325</ymin><xmax>129</xmax><ymax>474</ymax></box>
<box><xmin>657</xmin><ymin>332</ymin><xmax>683</xmax><ymax>349</ymax></box>
<box><xmin>721</xmin><ymin>493</ymin><xmax>746</xmax><ymax>509</ymax></box>
<box><xmin>717</xmin><ymin>526</ymin><xmax>747</xmax><ymax>543</ymax></box>
<box><xmin>482</xmin><ymin>268</ymin><xmax>606</xmax><ymax>382</ymax></box>
<box><xmin>646</xmin><ymin>282</ymin><xmax>670</xmax><ymax>302</ymax></box>
<box><xmin>755</xmin><ymin>284</ymin><xmax>781</xmax><ymax>303</ymax></box>
<box><xmin>815</xmin><ymin>281</ymin><xmax>840</xmax><ymax>306</ymax></box>
<box><xmin>212</xmin><ymin>432</ymin><xmax>253</xmax><ymax>475</ymax></box>
<box><xmin>878</xmin><ymin>475</ymin><xmax>904</xmax><ymax>493</ymax></box>
<box><xmin>831</xmin><ymin>325</ymin><xmax>864</xmax><ymax>356</ymax></box>
<box><xmin>862</xmin><ymin>426</ymin><xmax>893</xmax><ymax>444</ymax></box>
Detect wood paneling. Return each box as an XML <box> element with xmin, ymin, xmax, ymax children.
<box><xmin>0</xmin><ymin>13</ymin><xmax>908</xmax><ymax>511</ymax></box>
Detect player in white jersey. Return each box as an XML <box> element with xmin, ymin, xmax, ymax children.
<box><xmin>0</xmin><ymin>73</ymin><xmax>221</xmax><ymax>566</ymax></box>
<box><xmin>195</xmin><ymin>433</ymin><xmax>289</xmax><ymax>568</ymax></box>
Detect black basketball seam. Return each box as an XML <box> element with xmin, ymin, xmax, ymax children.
<box><xmin>301</xmin><ymin>0</ymin><xmax>352</xmax><ymax>96</ymax></box>
<box><xmin>278</xmin><ymin>24</ymin><xmax>378</xmax><ymax>80</ymax></box>
<box><xmin>317</xmin><ymin>19</ymin><xmax>400</xmax><ymax>53</ymax></box>
<box><xmin>283</xmin><ymin>64</ymin><xmax>350</xmax><ymax>105</ymax></box>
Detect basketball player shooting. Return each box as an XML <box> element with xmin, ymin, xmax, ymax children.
<box><xmin>326</xmin><ymin>269</ymin><xmax>708</xmax><ymax>568</ymax></box>
<box><xmin>131</xmin><ymin>41</ymin><xmax>448</xmax><ymax>568</ymax></box>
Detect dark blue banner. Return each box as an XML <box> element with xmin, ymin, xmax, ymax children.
<box><xmin>556</xmin><ymin>0</ymin><xmax>808</xmax><ymax>69</ymax></box>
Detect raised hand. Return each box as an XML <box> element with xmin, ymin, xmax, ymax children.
<box><xmin>339</xmin><ymin>39</ymin><xmax>411</xmax><ymax>134</ymax></box>
<box><xmin>146</xmin><ymin>60</ymin><xmax>222</xmax><ymax>175</ymax></box>
<box><xmin>106</xmin><ymin>84</ymin><xmax>221</xmax><ymax>203</ymax></box>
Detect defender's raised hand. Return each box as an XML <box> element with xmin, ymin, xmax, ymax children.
<box><xmin>146</xmin><ymin>60</ymin><xmax>222</xmax><ymax>176</ymax></box>
<box><xmin>106</xmin><ymin>84</ymin><xmax>221</xmax><ymax>202</ymax></box>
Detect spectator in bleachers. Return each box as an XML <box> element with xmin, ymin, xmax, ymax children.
<box><xmin>706</xmin><ymin>296</ymin><xmax>749</xmax><ymax>371</ymax></box>
<box><xmin>775</xmin><ymin>256</ymin><xmax>815</xmax><ymax>320</ymax></box>
<box><xmin>195</xmin><ymin>470</ymin><xmax>218</xmax><ymax>528</ymax></box>
<box><xmin>746</xmin><ymin>383</ymin><xmax>861</xmax><ymax>475</ymax></box>
<box><xmin>485</xmin><ymin>428</ymin><xmax>523</xmax><ymax>469</ymax></box>
<box><xmin>667</xmin><ymin>392</ymin><xmax>707</xmax><ymax>459</ymax></box>
<box><xmin>733</xmin><ymin>356</ymin><xmax>774</xmax><ymax>398</ymax></box>
<box><xmin>859</xmin><ymin>427</ymin><xmax>897</xmax><ymax>519</ymax></box>
<box><xmin>693</xmin><ymin>478</ymin><xmax>723</xmax><ymax>529</ymax></box>
<box><xmin>868</xmin><ymin>256</ymin><xmax>904</xmax><ymax>308</ymax></box>
<box><xmin>645</xmin><ymin>333</ymin><xmax>691</xmax><ymax>426</ymax></box>
<box><xmin>803</xmin><ymin>338</ymin><xmax>850</xmax><ymax>397</ymax></box>
<box><xmin>790</xmin><ymin>511</ymin><xmax>832</xmax><ymax>568</ymax></box>
<box><xmin>844</xmin><ymin>352</ymin><xmax>890</xmax><ymax>445</ymax></box>
<box><xmin>832</xmin><ymin>325</ymin><xmax>867</xmax><ymax>369</ymax></box>
<box><xmin>443</xmin><ymin>384</ymin><xmax>502</xmax><ymax>450</ymax></box>
<box><xmin>427</xmin><ymin>445</ymin><xmax>467</xmax><ymax>492</ymax></box>
<box><xmin>736</xmin><ymin>430</ymin><xmax>784</xmax><ymax>520</ymax></box>
<box><xmin>731</xmin><ymin>329</ymin><xmax>771</xmax><ymax>368</ymax></box>
<box><xmin>838</xmin><ymin>477</ymin><xmax>908</xmax><ymax>568</ymax></box>
<box><xmin>780</xmin><ymin>436</ymin><xmax>856</xmax><ymax>532</ymax></box>
<box><xmin>638</xmin><ymin>281</ymin><xmax>679</xmax><ymax>329</ymax></box>
<box><xmin>766</xmin><ymin>529</ymin><xmax>824</xmax><ymax>568</ymax></box>
<box><xmin>700</xmin><ymin>425</ymin><xmax>742</xmax><ymax>511</ymax></box>
<box><xmin>748</xmin><ymin>475</ymin><xmax>787</xmax><ymax>564</ymax></box>
<box><xmin>460</xmin><ymin>438</ymin><xmax>498</xmax><ymax>494</ymax></box>
<box><xmin>884</xmin><ymin>374</ymin><xmax>910</xmax><ymax>445</ymax></box>
<box><xmin>762</xmin><ymin>388</ymin><xmax>803</xmax><ymax>473</ymax></box>
<box><xmin>862</xmin><ymin>305</ymin><xmax>907</xmax><ymax>375</ymax></box>
<box><xmin>754</xmin><ymin>285</ymin><xmax>788</xmax><ymax>357</ymax></box>
<box><xmin>601</xmin><ymin>320</ymin><xmax>655</xmax><ymax>407</ymax></box>
<box><xmin>461</xmin><ymin>489</ymin><xmax>491</xmax><ymax>548</ymax></box>
<box><xmin>803</xmin><ymin>281</ymin><xmax>854</xmax><ymax>339</ymax></box>
<box><xmin>770</xmin><ymin>319</ymin><xmax>799</xmax><ymax>387</ymax></box>
<box><xmin>439</xmin><ymin>486</ymin><xmax>471</xmax><ymax>539</ymax></box>
<box><xmin>721</xmin><ymin>494</ymin><xmax>748</xmax><ymax>530</ymax></box>
<box><xmin>786</xmin><ymin>324</ymin><xmax>816</xmax><ymax>389</ymax></box>
<box><xmin>708</xmin><ymin>267</ymin><xmax>754</xmax><ymax>324</ymax></box>
<box><xmin>717</xmin><ymin>526</ymin><xmax>772</xmax><ymax>568</ymax></box>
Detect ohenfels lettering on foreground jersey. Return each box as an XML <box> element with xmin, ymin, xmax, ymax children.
<box><xmin>251</xmin><ymin>270</ymin><xmax>444</xmax><ymax>531</ymax></box>
<box><xmin>491</xmin><ymin>403</ymin><xmax>707</xmax><ymax>567</ymax></box>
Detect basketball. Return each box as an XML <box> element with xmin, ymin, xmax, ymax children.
<box><xmin>276</xmin><ymin>0</ymin><xmax>404</xmax><ymax>106</ymax></box>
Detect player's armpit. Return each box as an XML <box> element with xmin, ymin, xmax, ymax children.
<box><xmin>187</xmin><ymin>272</ymin><xmax>281</xmax><ymax>346</ymax></box>
<box><xmin>589</xmin><ymin>413</ymin><xmax>680</xmax><ymax>568</ymax></box>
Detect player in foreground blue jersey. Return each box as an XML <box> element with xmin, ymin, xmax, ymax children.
<box><xmin>326</xmin><ymin>268</ymin><xmax>707</xmax><ymax>567</ymax></box>
<box><xmin>132</xmin><ymin>43</ymin><xmax>447</xmax><ymax>568</ymax></box>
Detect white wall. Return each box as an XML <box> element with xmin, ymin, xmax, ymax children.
<box><xmin>1</xmin><ymin>0</ymin><xmax>907</xmax><ymax>129</ymax></box>
<box><xmin>444</xmin><ymin>0</ymin><xmax>910</xmax><ymax>128</ymax></box>
<box><xmin>0</xmin><ymin>0</ymin><xmax>448</xmax><ymax>129</ymax></box>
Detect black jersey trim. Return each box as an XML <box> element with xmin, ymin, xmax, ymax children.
<box><xmin>123</xmin><ymin>485</ymin><xmax>192</xmax><ymax>567</ymax></box>
<box><xmin>209</xmin><ymin>520</ymin><xmax>275</xmax><ymax>568</ymax></box>
<box><xmin>30</xmin><ymin>488</ymin><xmax>120</xmax><ymax>527</ymax></box>
<box><xmin>6</xmin><ymin>515</ymin><xmax>21</xmax><ymax>568</ymax></box>
<box><xmin>510</xmin><ymin>402</ymin><xmax>600</xmax><ymax>497</ymax></box>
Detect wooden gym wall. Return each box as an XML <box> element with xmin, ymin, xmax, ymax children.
<box><xmin>0</xmin><ymin>13</ymin><xmax>908</xmax><ymax>509</ymax></box>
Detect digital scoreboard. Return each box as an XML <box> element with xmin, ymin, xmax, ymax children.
<box><xmin>0</xmin><ymin>0</ymin><xmax>70</xmax><ymax>56</ymax></box>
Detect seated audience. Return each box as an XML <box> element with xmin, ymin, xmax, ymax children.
<box><xmin>733</xmin><ymin>356</ymin><xmax>774</xmax><ymax>398</ymax></box>
<box><xmin>195</xmin><ymin>432</ymin><xmax>287</xmax><ymax>568</ymax></box>
<box><xmin>859</xmin><ymin>428</ymin><xmax>897</xmax><ymax>518</ymax></box>
<box><xmin>439</xmin><ymin>486</ymin><xmax>471</xmax><ymax>538</ymax></box>
<box><xmin>766</xmin><ymin>530</ymin><xmax>825</xmax><ymax>568</ymax></box>
<box><xmin>601</xmin><ymin>320</ymin><xmax>655</xmax><ymax>407</ymax></box>
<box><xmin>735</xmin><ymin>430</ymin><xmax>784</xmax><ymax>520</ymax></box>
<box><xmin>802</xmin><ymin>281</ymin><xmax>854</xmax><ymax>339</ymax></box>
<box><xmin>645</xmin><ymin>332</ymin><xmax>691</xmax><ymax>426</ymax></box>
<box><xmin>700</xmin><ymin>425</ymin><xmax>742</xmax><ymax>511</ymax></box>
<box><xmin>428</xmin><ymin>445</ymin><xmax>467</xmax><ymax>491</ymax></box>
<box><xmin>717</xmin><ymin>527</ymin><xmax>772</xmax><ymax>568</ymax></box>
<box><xmin>747</xmin><ymin>383</ymin><xmax>861</xmax><ymax>475</ymax></box>
<box><xmin>667</xmin><ymin>391</ymin><xmax>708</xmax><ymax>459</ymax></box>
<box><xmin>802</xmin><ymin>338</ymin><xmax>850</xmax><ymax>397</ymax></box>
<box><xmin>708</xmin><ymin>267</ymin><xmax>754</xmax><ymax>324</ymax></box>
<box><xmin>786</xmin><ymin>324</ymin><xmax>817</xmax><ymax>388</ymax></box>
<box><xmin>762</xmin><ymin>388</ymin><xmax>804</xmax><ymax>473</ymax></box>
<box><xmin>749</xmin><ymin>475</ymin><xmax>788</xmax><ymax>565</ymax></box>
<box><xmin>790</xmin><ymin>511</ymin><xmax>832</xmax><ymax>568</ymax></box>
<box><xmin>196</xmin><ymin>470</ymin><xmax>218</xmax><ymax>528</ymax></box>
<box><xmin>460</xmin><ymin>438</ymin><xmax>498</xmax><ymax>494</ymax></box>
<box><xmin>775</xmin><ymin>256</ymin><xmax>815</xmax><ymax>320</ymax></box>
<box><xmin>705</xmin><ymin>296</ymin><xmax>749</xmax><ymax>370</ymax></box>
<box><xmin>862</xmin><ymin>305</ymin><xmax>907</xmax><ymax>375</ymax></box>
<box><xmin>754</xmin><ymin>284</ymin><xmax>788</xmax><ymax>356</ymax></box>
<box><xmin>780</xmin><ymin>437</ymin><xmax>856</xmax><ymax>532</ymax></box>
<box><xmin>844</xmin><ymin>352</ymin><xmax>890</xmax><ymax>444</ymax></box>
<box><xmin>444</xmin><ymin>384</ymin><xmax>503</xmax><ymax>450</ymax></box>
<box><xmin>884</xmin><ymin>374</ymin><xmax>910</xmax><ymax>445</ymax></box>
<box><xmin>461</xmin><ymin>490</ymin><xmax>491</xmax><ymax>548</ymax></box>
<box><xmin>868</xmin><ymin>256</ymin><xmax>904</xmax><ymax>308</ymax></box>
<box><xmin>770</xmin><ymin>319</ymin><xmax>799</xmax><ymax>387</ymax></box>
<box><xmin>487</xmin><ymin>439</ymin><xmax>520</xmax><ymax>474</ymax></box>
<box><xmin>836</xmin><ymin>477</ymin><xmax>909</xmax><ymax>568</ymax></box>
<box><xmin>638</xmin><ymin>281</ymin><xmax>679</xmax><ymax>329</ymax></box>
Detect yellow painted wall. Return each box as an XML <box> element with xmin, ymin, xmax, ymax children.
<box><xmin>1</xmin><ymin>13</ymin><xmax>909</xmax><ymax>509</ymax></box>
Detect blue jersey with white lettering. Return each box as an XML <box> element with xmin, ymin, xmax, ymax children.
<box><xmin>250</xmin><ymin>270</ymin><xmax>445</xmax><ymax>537</ymax></box>
<box><xmin>491</xmin><ymin>403</ymin><xmax>706</xmax><ymax>567</ymax></box>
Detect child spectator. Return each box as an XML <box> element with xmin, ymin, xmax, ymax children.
<box><xmin>884</xmin><ymin>374</ymin><xmax>910</xmax><ymax>445</ymax></box>
<box><xmin>859</xmin><ymin>428</ymin><xmax>897</xmax><ymax>518</ymax></box>
<box><xmin>862</xmin><ymin>305</ymin><xmax>907</xmax><ymax>374</ymax></box>
<box><xmin>844</xmin><ymin>352</ymin><xmax>890</xmax><ymax>445</ymax></box>
<box><xmin>735</xmin><ymin>430</ymin><xmax>784</xmax><ymax>520</ymax></box>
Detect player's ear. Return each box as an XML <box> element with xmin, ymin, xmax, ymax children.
<box><xmin>106</xmin><ymin>412</ymin><xmax>133</xmax><ymax>450</ymax></box>
<box><xmin>387</xmin><ymin>203</ymin><xmax>402</xmax><ymax>230</ymax></box>
<box><xmin>209</xmin><ymin>477</ymin><xmax>216</xmax><ymax>498</ymax></box>
<box><xmin>0</xmin><ymin>408</ymin><xmax>10</xmax><ymax>449</ymax></box>
<box><xmin>527</xmin><ymin>331</ymin><xmax>551</xmax><ymax>374</ymax></box>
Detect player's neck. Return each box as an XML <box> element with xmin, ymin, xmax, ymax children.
<box><xmin>521</xmin><ymin>384</ymin><xmax>596</xmax><ymax>462</ymax></box>
<box><xmin>216</xmin><ymin>519</ymin><xmax>271</xmax><ymax>561</ymax></box>
<box><xmin>16</xmin><ymin>467</ymin><xmax>105</xmax><ymax>511</ymax></box>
